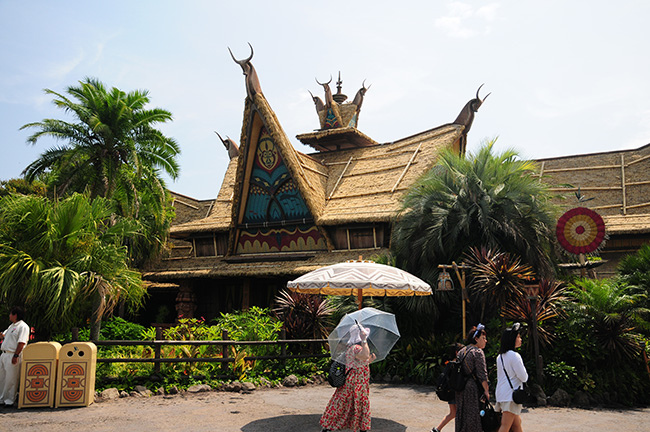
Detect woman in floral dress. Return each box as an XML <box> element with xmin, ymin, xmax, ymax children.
<box><xmin>320</xmin><ymin>325</ymin><xmax>376</xmax><ymax>432</ymax></box>
<box><xmin>455</xmin><ymin>324</ymin><xmax>490</xmax><ymax>432</ymax></box>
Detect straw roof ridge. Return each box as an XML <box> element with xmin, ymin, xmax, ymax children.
<box><xmin>536</xmin><ymin>142</ymin><xmax>650</xmax><ymax>163</ymax></box>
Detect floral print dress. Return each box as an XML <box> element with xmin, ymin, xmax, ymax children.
<box><xmin>320</xmin><ymin>344</ymin><xmax>371</xmax><ymax>431</ymax></box>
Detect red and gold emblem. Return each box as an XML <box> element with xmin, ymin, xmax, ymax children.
<box><xmin>556</xmin><ymin>207</ymin><xmax>606</xmax><ymax>254</ymax></box>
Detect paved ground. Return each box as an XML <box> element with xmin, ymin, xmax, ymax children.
<box><xmin>1</xmin><ymin>383</ymin><xmax>649</xmax><ymax>432</ymax></box>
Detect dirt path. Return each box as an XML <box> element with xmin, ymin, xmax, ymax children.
<box><xmin>1</xmin><ymin>383</ymin><xmax>648</xmax><ymax>432</ymax></box>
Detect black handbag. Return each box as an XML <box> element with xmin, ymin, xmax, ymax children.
<box><xmin>500</xmin><ymin>355</ymin><xmax>529</xmax><ymax>404</ymax></box>
<box><xmin>327</xmin><ymin>361</ymin><xmax>349</xmax><ymax>387</ymax></box>
<box><xmin>480</xmin><ymin>400</ymin><xmax>502</xmax><ymax>432</ymax></box>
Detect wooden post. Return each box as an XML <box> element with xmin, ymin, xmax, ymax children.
<box><xmin>357</xmin><ymin>255</ymin><xmax>364</xmax><ymax>310</ymax></box>
<box><xmin>242</xmin><ymin>279</ymin><xmax>250</xmax><ymax>311</ymax></box>
<box><xmin>438</xmin><ymin>263</ymin><xmax>470</xmax><ymax>338</ymax></box>
<box><xmin>452</xmin><ymin>262</ymin><xmax>468</xmax><ymax>338</ymax></box>
<box><xmin>280</xmin><ymin>328</ymin><xmax>287</xmax><ymax>369</ymax></box>
<box><xmin>154</xmin><ymin>326</ymin><xmax>163</xmax><ymax>374</ymax></box>
<box><xmin>71</xmin><ymin>327</ymin><xmax>79</xmax><ymax>342</ymax></box>
<box><xmin>579</xmin><ymin>253</ymin><xmax>587</xmax><ymax>278</ymax></box>
<box><xmin>222</xmin><ymin>330</ymin><xmax>230</xmax><ymax>375</ymax></box>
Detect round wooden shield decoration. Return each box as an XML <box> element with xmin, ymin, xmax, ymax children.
<box><xmin>556</xmin><ymin>207</ymin><xmax>605</xmax><ymax>254</ymax></box>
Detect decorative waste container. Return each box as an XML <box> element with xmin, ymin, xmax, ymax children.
<box><xmin>18</xmin><ymin>341</ymin><xmax>62</xmax><ymax>409</ymax></box>
<box><xmin>54</xmin><ymin>342</ymin><xmax>97</xmax><ymax>408</ymax></box>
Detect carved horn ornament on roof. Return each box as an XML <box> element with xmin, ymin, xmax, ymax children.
<box><xmin>315</xmin><ymin>75</ymin><xmax>334</xmax><ymax>108</ymax></box>
<box><xmin>215</xmin><ymin>131</ymin><xmax>240</xmax><ymax>160</ymax></box>
<box><xmin>228</xmin><ymin>43</ymin><xmax>262</xmax><ymax>99</ymax></box>
<box><xmin>453</xmin><ymin>83</ymin><xmax>491</xmax><ymax>132</ymax></box>
<box><xmin>308</xmin><ymin>90</ymin><xmax>325</xmax><ymax>112</ymax></box>
<box><xmin>352</xmin><ymin>79</ymin><xmax>371</xmax><ymax>109</ymax></box>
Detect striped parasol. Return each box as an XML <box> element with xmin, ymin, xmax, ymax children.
<box><xmin>287</xmin><ymin>258</ymin><xmax>431</xmax><ymax>308</ymax></box>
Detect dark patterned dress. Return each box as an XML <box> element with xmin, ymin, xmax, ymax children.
<box><xmin>455</xmin><ymin>345</ymin><xmax>488</xmax><ymax>432</ymax></box>
<box><xmin>320</xmin><ymin>344</ymin><xmax>371</xmax><ymax>431</ymax></box>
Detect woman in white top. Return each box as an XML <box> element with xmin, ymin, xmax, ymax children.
<box><xmin>495</xmin><ymin>323</ymin><xmax>528</xmax><ymax>432</ymax></box>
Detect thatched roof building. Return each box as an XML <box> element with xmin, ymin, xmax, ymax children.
<box><xmin>141</xmin><ymin>48</ymin><xmax>649</xmax><ymax>323</ymax></box>
<box><xmin>141</xmin><ymin>50</ymin><xmax>484</xmax><ymax>323</ymax></box>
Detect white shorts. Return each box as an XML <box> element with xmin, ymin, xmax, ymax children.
<box><xmin>495</xmin><ymin>400</ymin><xmax>522</xmax><ymax>415</ymax></box>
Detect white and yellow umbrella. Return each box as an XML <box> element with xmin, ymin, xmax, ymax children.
<box><xmin>287</xmin><ymin>259</ymin><xmax>431</xmax><ymax>309</ymax></box>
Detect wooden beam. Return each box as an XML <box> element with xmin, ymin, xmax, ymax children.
<box><xmin>621</xmin><ymin>154</ymin><xmax>627</xmax><ymax>215</ymax></box>
<box><xmin>328</xmin><ymin>156</ymin><xmax>353</xmax><ymax>200</ymax></box>
<box><xmin>391</xmin><ymin>143</ymin><xmax>422</xmax><ymax>193</ymax></box>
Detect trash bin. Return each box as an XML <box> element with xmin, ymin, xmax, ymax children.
<box><xmin>55</xmin><ymin>342</ymin><xmax>97</xmax><ymax>408</ymax></box>
<box><xmin>18</xmin><ymin>341</ymin><xmax>62</xmax><ymax>409</ymax></box>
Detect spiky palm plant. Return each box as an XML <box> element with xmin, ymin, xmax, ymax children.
<box><xmin>273</xmin><ymin>290</ymin><xmax>335</xmax><ymax>340</ymax></box>
<box><xmin>464</xmin><ymin>246</ymin><xmax>535</xmax><ymax>321</ymax></box>
<box><xmin>502</xmin><ymin>278</ymin><xmax>568</xmax><ymax>345</ymax></box>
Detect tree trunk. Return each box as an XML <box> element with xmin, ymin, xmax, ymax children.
<box><xmin>90</xmin><ymin>290</ymin><xmax>103</xmax><ymax>340</ymax></box>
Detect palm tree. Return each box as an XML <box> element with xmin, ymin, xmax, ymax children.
<box><xmin>392</xmin><ymin>140</ymin><xmax>558</xmax><ymax>283</ymax></box>
<box><xmin>0</xmin><ymin>193</ymin><xmax>146</xmax><ymax>340</ymax></box>
<box><xmin>563</xmin><ymin>278</ymin><xmax>648</xmax><ymax>361</ymax></box>
<box><xmin>20</xmin><ymin>77</ymin><xmax>180</xmax><ymax>201</ymax></box>
<box><xmin>20</xmin><ymin>78</ymin><xmax>180</xmax><ymax>267</ymax></box>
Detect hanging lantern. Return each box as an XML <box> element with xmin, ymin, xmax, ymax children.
<box><xmin>437</xmin><ymin>270</ymin><xmax>454</xmax><ymax>291</ymax></box>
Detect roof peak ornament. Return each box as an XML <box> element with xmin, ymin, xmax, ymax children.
<box><xmin>453</xmin><ymin>84</ymin><xmax>490</xmax><ymax>155</ymax></box>
<box><xmin>333</xmin><ymin>71</ymin><xmax>347</xmax><ymax>103</ymax></box>
<box><xmin>215</xmin><ymin>131</ymin><xmax>239</xmax><ymax>160</ymax></box>
<box><xmin>228</xmin><ymin>43</ymin><xmax>262</xmax><ymax>99</ymax></box>
<box><xmin>309</xmin><ymin>72</ymin><xmax>370</xmax><ymax>132</ymax></box>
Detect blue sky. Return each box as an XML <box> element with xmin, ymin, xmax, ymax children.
<box><xmin>1</xmin><ymin>1</ymin><xmax>649</xmax><ymax>200</ymax></box>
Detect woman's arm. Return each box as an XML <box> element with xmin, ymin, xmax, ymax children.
<box><xmin>481</xmin><ymin>380</ymin><xmax>490</xmax><ymax>401</ymax></box>
<box><xmin>511</xmin><ymin>352</ymin><xmax>529</xmax><ymax>383</ymax></box>
<box><xmin>355</xmin><ymin>342</ymin><xmax>376</xmax><ymax>363</ymax></box>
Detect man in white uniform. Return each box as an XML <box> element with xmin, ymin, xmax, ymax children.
<box><xmin>0</xmin><ymin>306</ymin><xmax>30</xmax><ymax>406</ymax></box>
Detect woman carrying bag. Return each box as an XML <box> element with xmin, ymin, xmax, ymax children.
<box><xmin>455</xmin><ymin>324</ymin><xmax>489</xmax><ymax>432</ymax></box>
<box><xmin>320</xmin><ymin>324</ymin><xmax>376</xmax><ymax>432</ymax></box>
<box><xmin>495</xmin><ymin>323</ymin><xmax>528</xmax><ymax>432</ymax></box>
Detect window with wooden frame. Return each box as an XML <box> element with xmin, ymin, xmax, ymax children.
<box><xmin>329</xmin><ymin>224</ymin><xmax>389</xmax><ymax>250</ymax></box>
<box><xmin>194</xmin><ymin>233</ymin><xmax>229</xmax><ymax>257</ymax></box>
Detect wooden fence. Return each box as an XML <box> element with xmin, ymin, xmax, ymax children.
<box><xmin>72</xmin><ymin>328</ymin><xmax>329</xmax><ymax>374</ymax></box>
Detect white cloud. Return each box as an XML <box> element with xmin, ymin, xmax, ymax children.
<box><xmin>42</xmin><ymin>50</ymin><xmax>85</xmax><ymax>81</ymax></box>
<box><xmin>434</xmin><ymin>2</ymin><xmax>501</xmax><ymax>38</ymax></box>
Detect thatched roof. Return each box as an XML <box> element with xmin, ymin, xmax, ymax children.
<box><xmin>535</xmin><ymin>143</ymin><xmax>650</xmax><ymax>235</ymax></box>
<box><xmin>315</xmin><ymin>124</ymin><xmax>463</xmax><ymax>225</ymax></box>
<box><xmin>143</xmin><ymin>249</ymin><xmax>389</xmax><ymax>280</ymax></box>
<box><xmin>170</xmin><ymin>92</ymin><xmax>463</xmax><ymax>238</ymax></box>
<box><xmin>171</xmin><ymin>159</ymin><xmax>238</xmax><ymax>236</ymax></box>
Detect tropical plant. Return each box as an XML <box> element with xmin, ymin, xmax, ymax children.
<box><xmin>0</xmin><ymin>178</ymin><xmax>47</xmax><ymax>197</ymax></box>
<box><xmin>20</xmin><ymin>77</ymin><xmax>180</xmax><ymax>201</ymax></box>
<box><xmin>19</xmin><ymin>78</ymin><xmax>180</xmax><ymax>267</ymax></box>
<box><xmin>563</xmin><ymin>278</ymin><xmax>648</xmax><ymax>361</ymax></box>
<box><xmin>0</xmin><ymin>193</ymin><xmax>146</xmax><ymax>340</ymax></box>
<box><xmin>273</xmin><ymin>290</ymin><xmax>335</xmax><ymax>340</ymax></box>
<box><xmin>392</xmin><ymin>140</ymin><xmax>558</xmax><ymax>286</ymax></box>
<box><xmin>464</xmin><ymin>247</ymin><xmax>535</xmax><ymax>321</ymax></box>
<box><xmin>618</xmin><ymin>244</ymin><xmax>650</xmax><ymax>312</ymax></box>
<box><xmin>502</xmin><ymin>278</ymin><xmax>568</xmax><ymax>346</ymax></box>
